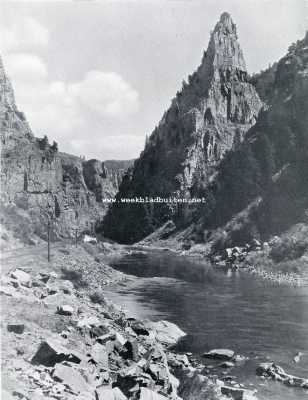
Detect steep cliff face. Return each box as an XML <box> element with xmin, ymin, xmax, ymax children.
<box><xmin>0</xmin><ymin>56</ymin><xmax>132</xmax><ymax>245</ymax></box>
<box><xmin>103</xmin><ymin>13</ymin><xmax>263</xmax><ymax>243</ymax></box>
<box><xmin>179</xmin><ymin>32</ymin><xmax>308</xmax><ymax>254</ymax></box>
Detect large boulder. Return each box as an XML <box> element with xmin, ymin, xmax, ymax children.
<box><xmin>256</xmin><ymin>362</ymin><xmax>308</xmax><ymax>388</ymax></box>
<box><xmin>144</xmin><ymin>320</ymin><xmax>186</xmax><ymax>346</ymax></box>
<box><xmin>203</xmin><ymin>349</ymin><xmax>235</xmax><ymax>361</ymax></box>
<box><xmin>11</xmin><ymin>269</ymin><xmax>32</xmax><ymax>287</ymax></box>
<box><xmin>130</xmin><ymin>321</ymin><xmax>150</xmax><ymax>336</ymax></box>
<box><xmin>31</xmin><ymin>339</ymin><xmax>83</xmax><ymax>367</ymax></box>
<box><xmin>220</xmin><ymin>385</ymin><xmax>257</xmax><ymax>400</ymax></box>
<box><xmin>53</xmin><ymin>364</ymin><xmax>90</xmax><ymax>394</ymax></box>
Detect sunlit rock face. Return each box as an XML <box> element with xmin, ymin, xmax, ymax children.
<box><xmin>103</xmin><ymin>13</ymin><xmax>263</xmax><ymax>243</ymax></box>
<box><xmin>0</xmin><ymin>56</ymin><xmax>132</xmax><ymax>240</ymax></box>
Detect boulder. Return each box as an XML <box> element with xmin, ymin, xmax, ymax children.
<box><xmin>203</xmin><ymin>349</ymin><xmax>235</xmax><ymax>361</ymax></box>
<box><xmin>53</xmin><ymin>364</ymin><xmax>89</xmax><ymax>394</ymax></box>
<box><xmin>10</xmin><ymin>269</ymin><xmax>31</xmax><ymax>287</ymax></box>
<box><xmin>256</xmin><ymin>362</ymin><xmax>308</xmax><ymax>388</ymax></box>
<box><xmin>221</xmin><ymin>386</ymin><xmax>244</xmax><ymax>400</ymax></box>
<box><xmin>121</xmin><ymin>339</ymin><xmax>139</xmax><ymax>362</ymax></box>
<box><xmin>97</xmin><ymin>333</ymin><xmax>116</xmax><ymax>345</ymax></box>
<box><xmin>225</xmin><ymin>248</ymin><xmax>233</xmax><ymax>259</ymax></box>
<box><xmin>90</xmin><ymin>325</ymin><xmax>110</xmax><ymax>339</ymax></box>
<box><xmin>167</xmin><ymin>353</ymin><xmax>189</xmax><ymax>368</ymax></box>
<box><xmin>89</xmin><ymin>343</ymin><xmax>109</xmax><ymax>368</ymax></box>
<box><xmin>144</xmin><ymin>320</ymin><xmax>186</xmax><ymax>346</ymax></box>
<box><xmin>43</xmin><ymin>293</ymin><xmax>75</xmax><ymax>309</ymax></box>
<box><xmin>114</xmin><ymin>332</ymin><xmax>127</xmax><ymax>351</ymax></box>
<box><xmin>57</xmin><ymin>305</ymin><xmax>74</xmax><ymax>316</ymax></box>
<box><xmin>31</xmin><ymin>339</ymin><xmax>83</xmax><ymax>367</ymax></box>
<box><xmin>95</xmin><ymin>386</ymin><xmax>127</xmax><ymax>400</ymax></box>
<box><xmin>37</xmin><ymin>272</ymin><xmax>51</xmax><ymax>284</ymax></box>
<box><xmin>7</xmin><ymin>323</ymin><xmax>25</xmax><ymax>334</ymax></box>
<box><xmin>139</xmin><ymin>388</ymin><xmax>167</xmax><ymax>400</ymax></box>
<box><xmin>130</xmin><ymin>321</ymin><xmax>150</xmax><ymax>336</ymax></box>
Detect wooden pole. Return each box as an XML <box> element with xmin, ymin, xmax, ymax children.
<box><xmin>47</xmin><ymin>220</ymin><xmax>50</xmax><ymax>262</ymax></box>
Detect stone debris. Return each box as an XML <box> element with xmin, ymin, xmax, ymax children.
<box><xmin>256</xmin><ymin>362</ymin><xmax>308</xmax><ymax>388</ymax></box>
<box><xmin>0</xmin><ymin>257</ymin><xmax>271</xmax><ymax>400</ymax></box>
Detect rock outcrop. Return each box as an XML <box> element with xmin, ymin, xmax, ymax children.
<box><xmin>0</xmin><ymin>56</ymin><xmax>133</xmax><ymax>244</ymax></box>
<box><xmin>102</xmin><ymin>13</ymin><xmax>263</xmax><ymax>243</ymax></box>
<box><xmin>1</xmin><ymin>244</ymin><xmax>260</xmax><ymax>400</ymax></box>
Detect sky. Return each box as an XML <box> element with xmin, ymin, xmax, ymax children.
<box><xmin>0</xmin><ymin>0</ymin><xmax>307</xmax><ymax>161</ymax></box>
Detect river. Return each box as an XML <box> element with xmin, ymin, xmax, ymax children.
<box><xmin>104</xmin><ymin>248</ymin><xmax>308</xmax><ymax>400</ymax></box>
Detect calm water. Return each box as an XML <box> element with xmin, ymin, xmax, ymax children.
<box><xmin>104</xmin><ymin>249</ymin><xmax>308</xmax><ymax>400</ymax></box>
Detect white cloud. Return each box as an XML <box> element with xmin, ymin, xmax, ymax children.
<box><xmin>2</xmin><ymin>53</ymin><xmax>140</xmax><ymax>158</ymax></box>
<box><xmin>4</xmin><ymin>53</ymin><xmax>48</xmax><ymax>82</ymax></box>
<box><xmin>0</xmin><ymin>17</ymin><xmax>49</xmax><ymax>53</ymax></box>
<box><xmin>70</xmin><ymin>70</ymin><xmax>139</xmax><ymax>118</ymax></box>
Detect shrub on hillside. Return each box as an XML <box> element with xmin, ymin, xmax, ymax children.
<box><xmin>270</xmin><ymin>238</ymin><xmax>308</xmax><ymax>262</ymax></box>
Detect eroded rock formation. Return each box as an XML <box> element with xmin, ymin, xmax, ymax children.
<box><xmin>0</xmin><ymin>56</ymin><xmax>132</xmax><ymax>243</ymax></box>
<box><xmin>103</xmin><ymin>13</ymin><xmax>263</xmax><ymax>243</ymax></box>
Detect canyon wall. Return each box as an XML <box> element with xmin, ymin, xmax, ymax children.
<box><xmin>102</xmin><ymin>13</ymin><xmax>263</xmax><ymax>243</ymax></box>
<box><xmin>0</xmin><ymin>56</ymin><xmax>132</xmax><ymax>245</ymax></box>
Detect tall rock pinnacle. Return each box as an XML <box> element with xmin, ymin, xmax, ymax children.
<box><xmin>0</xmin><ymin>55</ymin><xmax>16</xmax><ymax>109</ymax></box>
<box><xmin>103</xmin><ymin>13</ymin><xmax>264</xmax><ymax>243</ymax></box>
<box><xmin>206</xmin><ymin>12</ymin><xmax>246</xmax><ymax>72</ymax></box>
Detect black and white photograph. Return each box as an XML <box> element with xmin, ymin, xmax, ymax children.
<box><xmin>0</xmin><ymin>1</ymin><xmax>308</xmax><ymax>399</ymax></box>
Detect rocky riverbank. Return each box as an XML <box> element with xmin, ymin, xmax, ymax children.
<box><xmin>138</xmin><ymin>223</ymin><xmax>308</xmax><ymax>286</ymax></box>
<box><xmin>0</xmin><ymin>243</ymin><xmax>266</xmax><ymax>400</ymax></box>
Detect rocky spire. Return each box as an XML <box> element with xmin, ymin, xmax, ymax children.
<box><xmin>197</xmin><ymin>12</ymin><xmax>246</xmax><ymax>83</ymax></box>
<box><xmin>102</xmin><ymin>13</ymin><xmax>264</xmax><ymax>244</ymax></box>
<box><xmin>0</xmin><ymin>55</ymin><xmax>16</xmax><ymax>107</ymax></box>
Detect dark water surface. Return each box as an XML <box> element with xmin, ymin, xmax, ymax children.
<box><xmin>104</xmin><ymin>249</ymin><xmax>308</xmax><ymax>400</ymax></box>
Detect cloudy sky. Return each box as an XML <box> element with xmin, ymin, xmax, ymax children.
<box><xmin>0</xmin><ymin>0</ymin><xmax>307</xmax><ymax>160</ymax></box>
